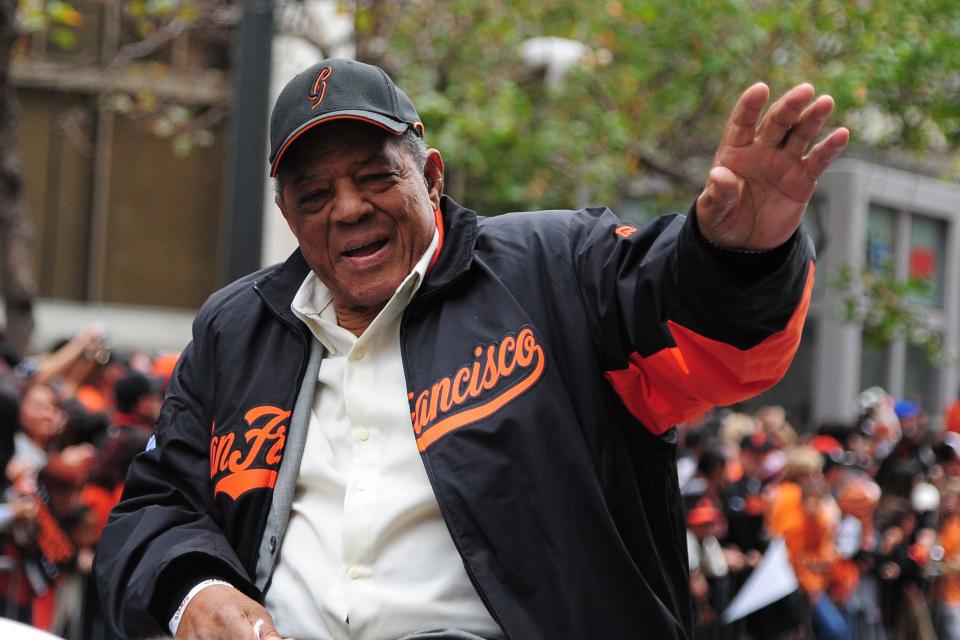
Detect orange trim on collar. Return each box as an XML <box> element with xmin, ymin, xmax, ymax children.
<box><xmin>427</xmin><ymin>207</ymin><xmax>444</xmax><ymax>275</ymax></box>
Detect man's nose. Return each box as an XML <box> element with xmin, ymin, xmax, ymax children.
<box><xmin>330</xmin><ymin>183</ymin><xmax>373</xmax><ymax>224</ymax></box>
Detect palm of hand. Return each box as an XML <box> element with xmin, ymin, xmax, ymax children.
<box><xmin>697</xmin><ymin>83</ymin><xmax>849</xmax><ymax>251</ymax></box>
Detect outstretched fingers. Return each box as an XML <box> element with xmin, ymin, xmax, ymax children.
<box><xmin>802</xmin><ymin>127</ymin><xmax>850</xmax><ymax>182</ymax></box>
<box><xmin>720</xmin><ymin>83</ymin><xmax>770</xmax><ymax>148</ymax></box>
<box><xmin>782</xmin><ymin>95</ymin><xmax>836</xmax><ymax>158</ymax></box>
<box><xmin>756</xmin><ymin>83</ymin><xmax>815</xmax><ymax>148</ymax></box>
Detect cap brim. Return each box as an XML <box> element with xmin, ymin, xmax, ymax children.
<box><xmin>270</xmin><ymin>110</ymin><xmax>409</xmax><ymax>177</ymax></box>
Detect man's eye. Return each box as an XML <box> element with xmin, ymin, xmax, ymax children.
<box><xmin>362</xmin><ymin>172</ymin><xmax>395</xmax><ymax>183</ymax></box>
<box><xmin>299</xmin><ymin>190</ymin><xmax>329</xmax><ymax>205</ymax></box>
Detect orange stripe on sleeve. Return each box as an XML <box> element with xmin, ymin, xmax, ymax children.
<box><xmin>604</xmin><ymin>261</ymin><xmax>815</xmax><ymax>435</ymax></box>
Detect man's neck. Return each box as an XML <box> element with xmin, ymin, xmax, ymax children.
<box><xmin>334</xmin><ymin>304</ymin><xmax>382</xmax><ymax>337</ymax></box>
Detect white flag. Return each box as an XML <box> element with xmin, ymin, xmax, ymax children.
<box><xmin>722</xmin><ymin>537</ymin><xmax>798</xmax><ymax>623</ymax></box>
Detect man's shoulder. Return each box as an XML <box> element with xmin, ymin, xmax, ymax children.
<box><xmin>479</xmin><ymin>207</ymin><xmax>578</xmax><ymax>229</ymax></box>
<box><xmin>475</xmin><ymin>208</ymin><xmax>586</xmax><ymax>248</ymax></box>
<box><xmin>202</xmin><ymin>266</ymin><xmax>271</xmax><ymax>309</ymax></box>
<box><xmin>474</xmin><ymin>206</ymin><xmax>671</xmax><ymax>256</ymax></box>
<box><xmin>476</xmin><ymin>205</ymin><xmax>659</xmax><ymax>237</ymax></box>
<box><xmin>193</xmin><ymin>262</ymin><xmax>286</xmax><ymax>328</ymax></box>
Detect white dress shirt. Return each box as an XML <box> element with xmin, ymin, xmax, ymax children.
<box><xmin>264</xmin><ymin>230</ymin><xmax>501</xmax><ymax>640</ymax></box>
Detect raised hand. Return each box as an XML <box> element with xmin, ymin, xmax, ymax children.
<box><xmin>695</xmin><ymin>83</ymin><xmax>850</xmax><ymax>251</ymax></box>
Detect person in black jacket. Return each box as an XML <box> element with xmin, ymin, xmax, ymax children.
<box><xmin>95</xmin><ymin>58</ymin><xmax>848</xmax><ymax>640</ymax></box>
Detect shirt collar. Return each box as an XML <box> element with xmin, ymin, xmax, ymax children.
<box><xmin>291</xmin><ymin>229</ymin><xmax>440</xmax><ymax>353</ymax></box>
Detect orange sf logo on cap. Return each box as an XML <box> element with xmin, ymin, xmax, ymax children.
<box><xmin>309</xmin><ymin>66</ymin><xmax>333</xmax><ymax>110</ymax></box>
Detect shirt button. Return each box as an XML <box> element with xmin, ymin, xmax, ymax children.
<box><xmin>269</xmin><ymin>535</ymin><xmax>277</xmax><ymax>554</ymax></box>
<box><xmin>352</xmin><ymin>347</ymin><xmax>366</xmax><ymax>361</ymax></box>
<box><xmin>347</xmin><ymin>566</ymin><xmax>361</xmax><ymax>580</ymax></box>
<box><xmin>357</xmin><ymin>429</ymin><xmax>370</xmax><ymax>442</ymax></box>
<box><xmin>355</xmin><ymin>479</ymin><xmax>367</xmax><ymax>491</ymax></box>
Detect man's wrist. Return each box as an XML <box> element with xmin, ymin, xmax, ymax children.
<box><xmin>701</xmin><ymin>235</ymin><xmax>773</xmax><ymax>255</ymax></box>
<box><xmin>169</xmin><ymin>578</ymin><xmax>235</xmax><ymax>636</ymax></box>
<box><xmin>688</xmin><ymin>202</ymin><xmax>800</xmax><ymax>285</ymax></box>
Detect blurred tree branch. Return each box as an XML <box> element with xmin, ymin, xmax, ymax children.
<box><xmin>346</xmin><ymin>1</ymin><xmax>960</xmax><ymax>216</ymax></box>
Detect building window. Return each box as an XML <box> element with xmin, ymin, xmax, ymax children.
<box><xmin>908</xmin><ymin>214</ymin><xmax>946</xmax><ymax>309</ymax></box>
<box><xmin>866</xmin><ymin>205</ymin><xmax>897</xmax><ymax>274</ymax></box>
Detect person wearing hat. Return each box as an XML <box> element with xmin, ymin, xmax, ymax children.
<box><xmin>685</xmin><ymin>497</ymin><xmax>729</xmax><ymax>637</ymax></box>
<box><xmin>112</xmin><ymin>371</ymin><xmax>163</xmax><ymax>433</ymax></box>
<box><xmin>95</xmin><ymin>58</ymin><xmax>848</xmax><ymax>639</ymax></box>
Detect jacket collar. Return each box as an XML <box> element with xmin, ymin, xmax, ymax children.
<box><xmin>418</xmin><ymin>195</ymin><xmax>477</xmax><ymax>299</ymax></box>
<box><xmin>253</xmin><ymin>194</ymin><xmax>478</xmax><ymax>320</ymax></box>
<box><xmin>254</xmin><ymin>249</ymin><xmax>312</xmax><ymax>330</ymax></box>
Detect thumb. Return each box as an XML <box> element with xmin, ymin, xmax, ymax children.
<box><xmin>696</xmin><ymin>165</ymin><xmax>740</xmax><ymax>226</ymax></box>
<box><xmin>252</xmin><ymin>617</ymin><xmax>288</xmax><ymax>640</ymax></box>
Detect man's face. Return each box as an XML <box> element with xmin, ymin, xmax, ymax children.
<box><xmin>276</xmin><ymin>121</ymin><xmax>443</xmax><ymax>324</ymax></box>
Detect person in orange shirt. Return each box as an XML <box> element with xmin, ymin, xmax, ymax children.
<box><xmin>771</xmin><ymin>447</ymin><xmax>850</xmax><ymax>640</ymax></box>
<box><xmin>939</xmin><ymin>482</ymin><xmax>960</xmax><ymax>639</ymax></box>
<box><xmin>833</xmin><ymin>477</ymin><xmax>884</xmax><ymax>638</ymax></box>
<box><xmin>947</xmin><ymin>395</ymin><xmax>960</xmax><ymax>435</ymax></box>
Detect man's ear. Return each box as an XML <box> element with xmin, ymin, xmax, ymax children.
<box><xmin>275</xmin><ymin>193</ymin><xmax>299</xmax><ymax>241</ymax></box>
<box><xmin>424</xmin><ymin>149</ymin><xmax>445</xmax><ymax>209</ymax></box>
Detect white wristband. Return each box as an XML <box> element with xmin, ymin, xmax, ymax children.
<box><xmin>169</xmin><ymin>578</ymin><xmax>234</xmax><ymax>636</ymax></box>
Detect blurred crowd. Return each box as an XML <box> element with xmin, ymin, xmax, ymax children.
<box><xmin>4</xmin><ymin>325</ymin><xmax>960</xmax><ymax>640</ymax></box>
<box><xmin>0</xmin><ymin>327</ymin><xmax>178</xmax><ymax>639</ymax></box>
<box><xmin>683</xmin><ymin>393</ymin><xmax>960</xmax><ymax>640</ymax></box>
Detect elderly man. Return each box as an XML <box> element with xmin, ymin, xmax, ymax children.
<box><xmin>95</xmin><ymin>58</ymin><xmax>847</xmax><ymax>639</ymax></box>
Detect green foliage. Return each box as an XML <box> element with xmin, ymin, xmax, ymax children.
<box><xmin>18</xmin><ymin>0</ymin><xmax>84</xmax><ymax>47</ymax></box>
<box><xmin>830</xmin><ymin>263</ymin><xmax>949</xmax><ymax>367</ymax></box>
<box><xmin>48</xmin><ymin>25</ymin><xmax>75</xmax><ymax>49</ymax></box>
<box><xmin>124</xmin><ymin>0</ymin><xmax>199</xmax><ymax>37</ymax></box>
<box><xmin>359</xmin><ymin>0</ymin><xmax>960</xmax><ymax>216</ymax></box>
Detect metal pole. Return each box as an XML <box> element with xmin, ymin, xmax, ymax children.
<box><xmin>221</xmin><ymin>0</ymin><xmax>274</xmax><ymax>284</ymax></box>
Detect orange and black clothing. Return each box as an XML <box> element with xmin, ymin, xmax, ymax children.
<box><xmin>95</xmin><ymin>196</ymin><xmax>814</xmax><ymax>639</ymax></box>
<box><xmin>770</xmin><ymin>482</ymin><xmax>837</xmax><ymax>597</ymax></box>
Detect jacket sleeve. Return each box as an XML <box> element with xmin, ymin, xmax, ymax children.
<box><xmin>94</xmin><ymin>310</ymin><xmax>260</xmax><ymax>638</ymax></box>
<box><xmin>571</xmin><ymin>201</ymin><xmax>815</xmax><ymax>435</ymax></box>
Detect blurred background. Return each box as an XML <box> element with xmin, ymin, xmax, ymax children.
<box><xmin>1</xmin><ymin>1</ymin><xmax>960</xmax><ymax>637</ymax></box>
<box><xmin>1</xmin><ymin>0</ymin><xmax>959</xmax><ymax>426</ymax></box>
<box><xmin>2</xmin><ymin>0</ymin><xmax>960</xmax><ymax>428</ymax></box>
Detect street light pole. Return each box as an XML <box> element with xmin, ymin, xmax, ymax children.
<box><xmin>221</xmin><ymin>0</ymin><xmax>274</xmax><ymax>284</ymax></box>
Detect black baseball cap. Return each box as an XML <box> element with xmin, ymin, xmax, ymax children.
<box><xmin>269</xmin><ymin>58</ymin><xmax>423</xmax><ymax>177</ymax></box>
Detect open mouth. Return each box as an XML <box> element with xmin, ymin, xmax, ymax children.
<box><xmin>342</xmin><ymin>238</ymin><xmax>388</xmax><ymax>258</ymax></box>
